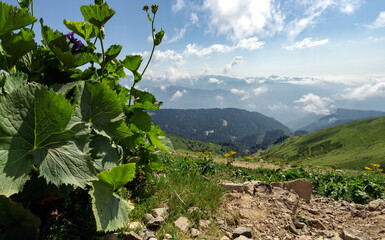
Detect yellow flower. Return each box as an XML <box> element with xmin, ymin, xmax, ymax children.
<box><xmin>245</xmin><ymin>156</ymin><xmax>251</xmax><ymax>160</ymax></box>
<box><xmin>230</xmin><ymin>151</ymin><xmax>237</xmax><ymax>155</ymax></box>
<box><xmin>307</xmin><ymin>157</ymin><xmax>312</xmax><ymax>160</ymax></box>
<box><xmin>224</xmin><ymin>154</ymin><xmax>230</xmax><ymax>158</ymax></box>
<box><xmin>365</xmin><ymin>167</ymin><xmax>371</xmax><ymax>170</ymax></box>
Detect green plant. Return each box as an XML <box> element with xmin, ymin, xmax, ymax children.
<box><xmin>0</xmin><ymin>0</ymin><xmax>168</xmax><ymax>238</ymax></box>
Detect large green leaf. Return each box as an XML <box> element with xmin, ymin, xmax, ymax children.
<box><xmin>130</xmin><ymin>109</ymin><xmax>152</xmax><ymax>132</ymax></box>
<box><xmin>63</xmin><ymin>20</ymin><xmax>98</xmax><ymax>42</ymax></box>
<box><xmin>40</xmin><ymin>22</ymin><xmax>95</xmax><ymax>68</ymax></box>
<box><xmin>148</xmin><ymin>125</ymin><xmax>169</xmax><ymax>153</ymax></box>
<box><xmin>0</xmin><ymin>2</ymin><xmax>36</xmax><ymax>36</ymax></box>
<box><xmin>0</xmin><ymin>196</ymin><xmax>40</xmax><ymax>240</ymax></box>
<box><xmin>89</xmin><ymin>181</ymin><xmax>134</xmax><ymax>231</ymax></box>
<box><xmin>69</xmin><ymin>81</ymin><xmax>132</xmax><ymax>138</ymax></box>
<box><xmin>90</xmin><ymin>135</ymin><xmax>119</xmax><ymax>172</ymax></box>
<box><xmin>0</xmin><ymin>28</ymin><xmax>37</xmax><ymax>72</ymax></box>
<box><xmin>97</xmin><ymin>163</ymin><xmax>136</xmax><ymax>191</ymax></box>
<box><xmin>127</xmin><ymin>88</ymin><xmax>161</xmax><ymax>111</ymax></box>
<box><xmin>3</xmin><ymin>72</ymin><xmax>28</xmax><ymax>93</ymax></box>
<box><xmin>0</xmin><ymin>84</ymin><xmax>97</xmax><ymax>196</ymax></box>
<box><xmin>104</xmin><ymin>45</ymin><xmax>122</xmax><ymax>66</ymax></box>
<box><xmin>80</xmin><ymin>3</ymin><xmax>116</xmax><ymax>29</ymax></box>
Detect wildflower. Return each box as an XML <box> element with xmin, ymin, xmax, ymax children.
<box><xmin>224</xmin><ymin>154</ymin><xmax>230</xmax><ymax>158</ymax></box>
<box><xmin>230</xmin><ymin>151</ymin><xmax>236</xmax><ymax>155</ymax></box>
<box><xmin>307</xmin><ymin>157</ymin><xmax>312</xmax><ymax>160</ymax></box>
<box><xmin>365</xmin><ymin>167</ymin><xmax>371</xmax><ymax>171</ymax></box>
<box><xmin>143</xmin><ymin>5</ymin><xmax>149</xmax><ymax>12</ymax></box>
<box><xmin>66</xmin><ymin>32</ymin><xmax>83</xmax><ymax>51</ymax></box>
<box><xmin>151</xmin><ymin>5</ymin><xmax>158</xmax><ymax>14</ymax></box>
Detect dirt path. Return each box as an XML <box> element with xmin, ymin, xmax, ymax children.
<box><xmin>213</xmin><ymin>158</ymin><xmax>290</xmax><ymax>170</ymax></box>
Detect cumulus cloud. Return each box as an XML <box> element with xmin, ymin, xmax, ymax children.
<box><xmin>366</xmin><ymin>12</ymin><xmax>385</xmax><ymax>29</ymax></box>
<box><xmin>342</xmin><ymin>82</ymin><xmax>385</xmax><ymax>100</ymax></box>
<box><xmin>223</xmin><ymin>56</ymin><xmax>243</xmax><ymax>74</ymax></box>
<box><xmin>208</xmin><ymin>77</ymin><xmax>223</xmax><ymax>84</ymax></box>
<box><xmin>171</xmin><ymin>89</ymin><xmax>187</xmax><ymax>101</ymax></box>
<box><xmin>284</xmin><ymin>38</ymin><xmax>329</xmax><ymax>50</ymax></box>
<box><xmin>295</xmin><ymin>93</ymin><xmax>334</xmax><ymax>115</ymax></box>
<box><xmin>216</xmin><ymin>95</ymin><xmax>224</xmax><ymax>102</ymax></box>
<box><xmin>202</xmin><ymin>0</ymin><xmax>362</xmax><ymax>41</ymax></box>
<box><xmin>236</xmin><ymin>37</ymin><xmax>265</xmax><ymax>50</ymax></box>
<box><xmin>172</xmin><ymin>0</ymin><xmax>185</xmax><ymax>12</ymax></box>
<box><xmin>252</xmin><ymin>86</ymin><xmax>268</xmax><ymax>96</ymax></box>
<box><xmin>164</xmin><ymin>66</ymin><xmax>191</xmax><ymax>83</ymax></box>
<box><xmin>153</xmin><ymin>50</ymin><xmax>184</xmax><ymax>65</ymax></box>
<box><xmin>230</xmin><ymin>88</ymin><xmax>246</xmax><ymax>95</ymax></box>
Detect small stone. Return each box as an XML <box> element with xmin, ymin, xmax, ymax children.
<box><xmin>233</xmin><ymin>227</ymin><xmax>253</xmax><ymax>238</ymax></box>
<box><xmin>341</xmin><ymin>228</ymin><xmax>371</xmax><ymax>240</ymax></box>
<box><xmin>174</xmin><ymin>216</ymin><xmax>191</xmax><ymax>232</ymax></box>
<box><xmin>163</xmin><ymin>233</ymin><xmax>172</xmax><ymax>239</ymax></box>
<box><xmin>199</xmin><ymin>219</ymin><xmax>211</xmax><ymax>228</ymax></box>
<box><xmin>287</xmin><ymin>223</ymin><xmax>299</xmax><ymax>235</ymax></box>
<box><xmin>322</xmin><ymin>230</ymin><xmax>334</xmax><ymax>238</ymax></box>
<box><xmin>220</xmin><ymin>180</ymin><xmax>244</xmax><ymax>193</ymax></box>
<box><xmin>309</xmin><ymin>219</ymin><xmax>326</xmax><ymax>230</ymax></box>
<box><xmin>147</xmin><ymin>216</ymin><xmax>165</xmax><ymax>230</ymax></box>
<box><xmin>368</xmin><ymin>199</ymin><xmax>385</xmax><ymax>211</ymax></box>
<box><xmin>234</xmin><ymin>236</ymin><xmax>252</xmax><ymax>240</ymax></box>
<box><xmin>128</xmin><ymin>221</ymin><xmax>144</xmax><ymax>230</ymax></box>
<box><xmin>145</xmin><ymin>213</ymin><xmax>155</xmax><ymax>222</ymax></box>
<box><xmin>191</xmin><ymin>228</ymin><xmax>200</xmax><ymax>237</ymax></box>
<box><xmin>122</xmin><ymin>231</ymin><xmax>142</xmax><ymax>240</ymax></box>
<box><xmin>152</xmin><ymin>207</ymin><xmax>169</xmax><ymax>219</ymax></box>
<box><xmin>220</xmin><ymin>236</ymin><xmax>230</xmax><ymax>240</ymax></box>
<box><xmin>271</xmin><ymin>179</ymin><xmax>312</xmax><ymax>202</ymax></box>
<box><xmin>143</xmin><ymin>230</ymin><xmax>156</xmax><ymax>240</ymax></box>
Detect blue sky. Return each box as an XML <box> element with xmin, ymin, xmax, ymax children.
<box><xmin>4</xmin><ymin>0</ymin><xmax>385</xmax><ymax>120</ymax></box>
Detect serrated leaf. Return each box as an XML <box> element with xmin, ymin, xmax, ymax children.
<box><xmin>130</xmin><ymin>109</ymin><xmax>152</xmax><ymax>132</ymax></box>
<box><xmin>148</xmin><ymin>125</ymin><xmax>169</xmax><ymax>153</ymax></box>
<box><xmin>0</xmin><ymin>2</ymin><xmax>36</xmax><ymax>36</ymax></box>
<box><xmin>0</xmin><ymin>28</ymin><xmax>37</xmax><ymax>72</ymax></box>
<box><xmin>120</xmin><ymin>55</ymin><xmax>142</xmax><ymax>72</ymax></box>
<box><xmin>89</xmin><ymin>181</ymin><xmax>134</xmax><ymax>231</ymax></box>
<box><xmin>127</xmin><ymin>88</ymin><xmax>161</xmax><ymax>111</ymax></box>
<box><xmin>104</xmin><ymin>44</ymin><xmax>122</xmax><ymax>66</ymax></box>
<box><xmin>40</xmin><ymin>22</ymin><xmax>95</xmax><ymax>68</ymax></box>
<box><xmin>80</xmin><ymin>3</ymin><xmax>116</xmax><ymax>29</ymax></box>
<box><xmin>97</xmin><ymin>163</ymin><xmax>135</xmax><ymax>191</ymax></box>
<box><xmin>0</xmin><ymin>84</ymin><xmax>97</xmax><ymax>196</ymax></box>
<box><xmin>105</xmin><ymin>59</ymin><xmax>126</xmax><ymax>78</ymax></box>
<box><xmin>17</xmin><ymin>0</ymin><xmax>32</xmax><ymax>9</ymax></box>
<box><xmin>90</xmin><ymin>135</ymin><xmax>119</xmax><ymax>172</ymax></box>
<box><xmin>66</xmin><ymin>81</ymin><xmax>132</xmax><ymax>138</ymax></box>
<box><xmin>3</xmin><ymin>72</ymin><xmax>28</xmax><ymax>93</ymax></box>
<box><xmin>154</xmin><ymin>29</ymin><xmax>164</xmax><ymax>46</ymax></box>
<box><xmin>0</xmin><ymin>196</ymin><xmax>40</xmax><ymax>240</ymax></box>
<box><xmin>63</xmin><ymin>19</ymin><xmax>98</xmax><ymax>42</ymax></box>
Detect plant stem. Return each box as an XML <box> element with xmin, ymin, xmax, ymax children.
<box><xmin>30</xmin><ymin>0</ymin><xmax>35</xmax><ymax>30</ymax></box>
<box><xmin>99</xmin><ymin>29</ymin><xmax>105</xmax><ymax>77</ymax></box>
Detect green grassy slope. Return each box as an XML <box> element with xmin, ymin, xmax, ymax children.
<box><xmin>167</xmin><ymin>134</ymin><xmax>234</xmax><ymax>155</ymax></box>
<box><xmin>262</xmin><ymin>116</ymin><xmax>385</xmax><ymax>169</ymax></box>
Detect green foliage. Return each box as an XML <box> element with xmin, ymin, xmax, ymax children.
<box><xmin>0</xmin><ymin>0</ymin><xmax>168</xmax><ymax>237</ymax></box>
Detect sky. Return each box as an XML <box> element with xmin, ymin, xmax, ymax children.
<box><xmin>4</xmin><ymin>0</ymin><xmax>385</xmax><ymax>122</ymax></box>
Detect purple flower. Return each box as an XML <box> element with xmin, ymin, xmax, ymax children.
<box><xmin>66</xmin><ymin>32</ymin><xmax>83</xmax><ymax>51</ymax></box>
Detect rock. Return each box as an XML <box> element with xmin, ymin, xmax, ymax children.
<box><xmin>220</xmin><ymin>180</ymin><xmax>244</xmax><ymax>193</ymax></box>
<box><xmin>191</xmin><ymin>228</ymin><xmax>200</xmax><ymax>237</ymax></box>
<box><xmin>122</xmin><ymin>231</ymin><xmax>142</xmax><ymax>240</ymax></box>
<box><xmin>234</xmin><ymin>236</ymin><xmax>252</xmax><ymax>240</ymax></box>
<box><xmin>147</xmin><ymin>216</ymin><xmax>165</xmax><ymax>230</ymax></box>
<box><xmin>97</xmin><ymin>233</ymin><xmax>119</xmax><ymax>240</ymax></box>
<box><xmin>368</xmin><ymin>199</ymin><xmax>385</xmax><ymax>211</ymax></box>
<box><xmin>220</xmin><ymin>236</ymin><xmax>230</xmax><ymax>240</ymax></box>
<box><xmin>298</xmin><ymin>236</ymin><xmax>313</xmax><ymax>240</ymax></box>
<box><xmin>341</xmin><ymin>228</ymin><xmax>371</xmax><ymax>240</ymax></box>
<box><xmin>271</xmin><ymin>179</ymin><xmax>312</xmax><ymax>202</ymax></box>
<box><xmin>152</xmin><ymin>207</ymin><xmax>169</xmax><ymax>219</ymax></box>
<box><xmin>163</xmin><ymin>233</ymin><xmax>172</xmax><ymax>239</ymax></box>
<box><xmin>143</xmin><ymin>230</ymin><xmax>156</xmax><ymax>240</ymax></box>
<box><xmin>174</xmin><ymin>216</ymin><xmax>191</xmax><ymax>232</ymax></box>
<box><xmin>287</xmin><ymin>223</ymin><xmax>299</xmax><ymax>235</ymax></box>
<box><xmin>309</xmin><ymin>219</ymin><xmax>326</xmax><ymax>230</ymax></box>
<box><xmin>145</xmin><ymin>213</ymin><xmax>155</xmax><ymax>222</ymax></box>
<box><xmin>199</xmin><ymin>219</ymin><xmax>211</xmax><ymax>229</ymax></box>
<box><xmin>127</xmin><ymin>221</ymin><xmax>144</xmax><ymax>230</ymax></box>
<box><xmin>322</xmin><ymin>230</ymin><xmax>334</xmax><ymax>238</ymax></box>
<box><xmin>233</xmin><ymin>227</ymin><xmax>253</xmax><ymax>238</ymax></box>
<box><xmin>188</xmin><ymin>206</ymin><xmax>200</xmax><ymax>215</ymax></box>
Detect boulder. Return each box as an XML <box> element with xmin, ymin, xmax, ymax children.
<box><xmin>271</xmin><ymin>179</ymin><xmax>312</xmax><ymax>202</ymax></box>
<box><xmin>341</xmin><ymin>228</ymin><xmax>371</xmax><ymax>240</ymax></box>
<box><xmin>233</xmin><ymin>227</ymin><xmax>253</xmax><ymax>238</ymax></box>
<box><xmin>368</xmin><ymin>199</ymin><xmax>385</xmax><ymax>211</ymax></box>
<box><xmin>174</xmin><ymin>216</ymin><xmax>191</xmax><ymax>232</ymax></box>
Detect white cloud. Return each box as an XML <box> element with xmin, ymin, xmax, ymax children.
<box><xmin>171</xmin><ymin>89</ymin><xmax>187</xmax><ymax>101</ymax></box>
<box><xmin>366</xmin><ymin>12</ymin><xmax>385</xmax><ymax>29</ymax></box>
<box><xmin>295</xmin><ymin>93</ymin><xmax>334</xmax><ymax>115</ymax></box>
<box><xmin>208</xmin><ymin>77</ymin><xmax>223</xmax><ymax>84</ymax></box>
<box><xmin>285</xmin><ymin>38</ymin><xmax>329</xmax><ymax>50</ymax></box>
<box><xmin>200</xmin><ymin>65</ymin><xmax>211</xmax><ymax>75</ymax></box>
<box><xmin>230</xmin><ymin>88</ymin><xmax>246</xmax><ymax>95</ymax></box>
<box><xmin>342</xmin><ymin>82</ymin><xmax>385</xmax><ymax>100</ymax></box>
<box><xmin>164</xmin><ymin>66</ymin><xmax>191</xmax><ymax>83</ymax></box>
<box><xmin>236</xmin><ymin>37</ymin><xmax>265</xmax><ymax>50</ymax></box>
<box><xmin>203</xmin><ymin>0</ymin><xmax>283</xmax><ymax>40</ymax></box>
<box><xmin>165</xmin><ymin>27</ymin><xmax>187</xmax><ymax>44</ymax></box>
<box><xmin>252</xmin><ymin>86</ymin><xmax>268</xmax><ymax>96</ymax></box>
<box><xmin>153</xmin><ymin>50</ymin><xmax>184</xmax><ymax>65</ymax></box>
<box><xmin>184</xmin><ymin>43</ymin><xmax>233</xmax><ymax>57</ymax></box>
<box><xmin>190</xmin><ymin>13</ymin><xmax>199</xmax><ymax>25</ymax></box>
<box><xmin>223</xmin><ymin>56</ymin><xmax>243</xmax><ymax>74</ymax></box>
<box><xmin>172</xmin><ymin>0</ymin><xmax>185</xmax><ymax>12</ymax></box>
<box><xmin>216</xmin><ymin>95</ymin><xmax>224</xmax><ymax>102</ymax></box>
<box><xmin>268</xmin><ymin>103</ymin><xmax>289</xmax><ymax>110</ymax></box>
<box><xmin>338</xmin><ymin>0</ymin><xmax>363</xmax><ymax>14</ymax></box>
